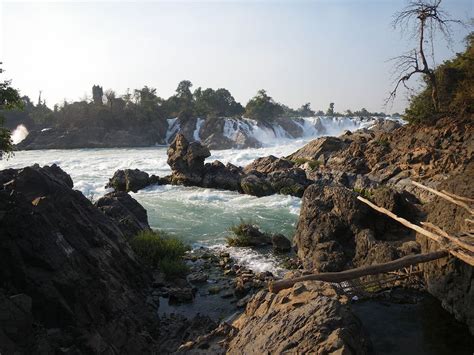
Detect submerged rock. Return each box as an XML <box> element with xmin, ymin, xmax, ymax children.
<box><xmin>106</xmin><ymin>168</ymin><xmax>157</xmax><ymax>192</ymax></box>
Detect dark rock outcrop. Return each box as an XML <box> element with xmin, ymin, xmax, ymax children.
<box><xmin>106</xmin><ymin>168</ymin><xmax>158</xmax><ymax>192</ymax></box>
<box><xmin>165</xmin><ymin>134</ymin><xmax>311</xmax><ymax>197</ymax></box>
<box><xmin>167</xmin><ymin>133</ymin><xmax>211</xmax><ymax>185</ymax></box>
<box><xmin>416</xmin><ymin>164</ymin><xmax>474</xmax><ymax>334</ymax></box>
<box><xmin>17</xmin><ymin>122</ymin><xmax>168</xmax><ymax>150</ymax></box>
<box><xmin>293</xmin><ymin>182</ymin><xmax>420</xmax><ymax>271</ymax></box>
<box><xmin>95</xmin><ymin>191</ymin><xmax>150</xmax><ymax>239</ymax></box>
<box><xmin>271</xmin><ymin>234</ymin><xmax>292</xmax><ymax>252</ymax></box>
<box><xmin>0</xmin><ymin>164</ymin><xmax>159</xmax><ymax>353</ymax></box>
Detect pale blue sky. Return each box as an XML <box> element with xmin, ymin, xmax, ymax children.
<box><xmin>1</xmin><ymin>0</ymin><xmax>472</xmax><ymax>113</ymax></box>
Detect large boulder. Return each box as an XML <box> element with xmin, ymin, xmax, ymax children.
<box><xmin>167</xmin><ymin>133</ymin><xmax>211</xmax><ymax>185</ymax></box>
<box><xmin>293</xmin><ymin>182</ymin><xmax>419</xmax><ymax>271</ymax></box>
<box><xmin>226</xmin><ymin>282</ymin><xmax>371</xmax><ymax>353</ymax></box>
<box><xmin>0</xmin><ymin>164</ymin><xmax>159</xmax><ymax>353</ymax></box>
<box><xmin>95</xmin><ymin>191</ymin><xmax>150</xmax><ymax>238</ymax></box>
<box><xmin>267</xmin><ymin>168</ymin><xmax>312</xmax><ymax>197</ymax></box>
<box><xmin>240</xmin><ymin>174</ymin><xmax>274</xmax><ymax>197</ymax></box>
<box><xmin>202</xmin><ymin>161</ymin><xmax>244</xmax><ymax>191</ymax></box>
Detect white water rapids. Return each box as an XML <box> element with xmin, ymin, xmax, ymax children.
<box><xmin>1</xmin><ymin>116</ymin><xmax>382</xmax><ymax>274</ymax></box>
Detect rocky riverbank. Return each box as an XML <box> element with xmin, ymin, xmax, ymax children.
<box><xmin>2</xmin><ymin>114</ymin><xmax>473</xmax><ymax>353</ymax></box>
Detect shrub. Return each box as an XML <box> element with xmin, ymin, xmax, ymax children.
<box><xmin>130</xmin><ymin>230</ymin><xmax>190</xmax><ymax>279</ymax></box>
<box><xmin>226</xmin><ymin>219</ymin><xmax>259</xmax><ymax>247</ymax></box>
<box><xmin>353</xmin><ymin>187</ymin><xmax>373</xmax><ymax>199</ymax></box>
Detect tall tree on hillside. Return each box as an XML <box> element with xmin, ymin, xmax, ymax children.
<box><xmin>0</xmin><ymin>63</ymin><xmax>23</xmax><ymax>159</ymax></box>
<box><xmin>92</xmin><ymin>85</ymin><xmax>104</xmax><ymax>105</ymax></box>
<box><xmin>326</xmin><ymin>102</ymin><xmax>335</xmax><ymax>116</ymax></box>
<box><xmin>387</xmin><ymin>0</ymin><xmax>463</xmax><ymax>111</ymax></box>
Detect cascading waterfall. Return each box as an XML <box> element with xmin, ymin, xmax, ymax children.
<box><xmin>165</xmin><ymin>115</ymin><xmax>387</xmax><ymax>147</ymax></box>
<box><xmin>165</xmin><ymin>117</ymin><xmax>180</xmax><ymax>144</ymax></box>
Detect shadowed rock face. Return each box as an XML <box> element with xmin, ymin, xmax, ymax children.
<box><xmin>293</xmin><ymin>182</ymin><xmax>421</xmax><ymax>272</ymax></box>
<box><xmin>417</xmin><ymin>163</ymin><xmax>474</xmax><ymax>334</ymax></box>
<box><xmin>0</xmin><ymin>164</ymin><xmax>158</xmax><ymax>353</ymax></box>
<box><xmin>95</xmin><ymin>191</ymin><xmax>151</xmax><ymax>239</ymax></box>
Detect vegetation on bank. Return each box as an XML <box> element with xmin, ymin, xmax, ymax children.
<box><xmin>404</xmin><ymin>33</ymin><xmax>474</xmax><ymax>124</ymax></box>
<box><xmin>291</xmin><ymin>158</ymin><xmax>322</xmax><ymax>171</ymax></box>
<box><xmin>226</xmin><ymin>219</ymin><xmax>260</xmax><ymax>247</ymax></box>
<box><xmin>0</xmin><ymin>63</ymin><xmax>23</xmax><ymax>158</ymax></box>
<box><xmin>130</xmin><ymin>230</ymin><xmax>190</xmax><ymax>279</ymax></box>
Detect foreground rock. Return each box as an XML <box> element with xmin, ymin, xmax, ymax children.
<box><xmin>95</xmin><ymin>191</ymin><xmax>151</xmax><ymax>238</ymax></box>
<box><xmin>0</xmin><ymin>164</ymin><xmax>158</xmax><ymax>353</ymax></box>
<box><xmin>181</xmin><ymin>281</ymin><xmax>371</xmax><ymax>353</ymax></box>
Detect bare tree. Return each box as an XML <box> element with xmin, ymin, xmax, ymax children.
<box><xmin>387</xmin><ymin>0</ymin><xmax>462</xmax><ymax>111</ymax></box>
<box><xmin>105</xmin><ymin>89</ymin><xmax>116</xmax><ymax>108</ymax></box>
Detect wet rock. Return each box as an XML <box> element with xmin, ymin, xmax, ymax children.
<box><xmin>95</xmin><ymin>191</ymin><xmax>150</xmax><ymax>238</ymax></box>
<box><xmin>187</xmin><ymin>271</ymin><xmax>209</xmax><ymax>284</ymax></box>
<box><xmin>240</xmin><ymin>174</ymin><xmax>274</xmax><ymax>197</ymax></box>
<box><xmin>106</xmin><ymin>168</ymin><xmax>152</xmax><ymax>192</ymax></box>
<box><xmin>202</xmin><ymin>161</ymin><xmax>244</xmax><ymax>191</ymax></box>
<box><xmin>271</xmin><ymin>234</ymin><xmax>292</xmax><ymax>253</ymax></box>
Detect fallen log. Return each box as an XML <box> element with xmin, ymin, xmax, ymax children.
<box><xmin>412</xmin><ymin>181</ymin><xmax>474</xmax><ymax>215</ymax></box>
<box><xmin>357</xmin><ymin>196</ymin><xmax>474</xmax><ymax>266</ymax></box>
<box><xmin>269</xmin><ymin>250</ymin><xmax>448</xmax><ymax>293</ymax></box>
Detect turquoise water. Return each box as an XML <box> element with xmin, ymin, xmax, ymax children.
<box><xmin>1</xmin><ymin>146</ymin><xmax>301</xmax><ymax>272</ymax></box>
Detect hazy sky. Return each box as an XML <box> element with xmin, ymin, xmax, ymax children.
<box><xmin>1</xmin><ymin>0</ymin><xmax>472</xmax><ymax>113</ymax></box>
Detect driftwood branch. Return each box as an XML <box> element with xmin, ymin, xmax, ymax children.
<box><xmin>421</xmin><ymin>222</ymin><xmax>474</xmax><ymax>253</ymax></box>
<box><xmin>269</xmin><ymin>250</ymin><xmax>448</xmax><ymax>293</ymax></box>
<box><xmin>357</xmin><ymin>196</ymin><xmax>474</xmax><ymax>266</ymax></box>
<box><xmin>441</xmin><ymin>189</ymin><xmax>474</xmax><ymax>203</ymax></box>
<box><xmin>412</xmin><ymin>181</ymin><xmax>474</xmax><ymax>215</ymax></box>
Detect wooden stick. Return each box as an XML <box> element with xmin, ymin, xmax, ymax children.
<box><xmin>412</xmin><ymin>181</ymin><xmax>474</xmax><ymax>215</ymax></box>
<box><xmin>269</xmin><ymin>250</ymin><xmax>449</xmax><ymax>293</ymax></box>
<box><xmin>357</xmin><ymin>196</ymin><xmax>474</xmax><ymax>266</ymax></box>
<box><xmin>421</xmin><ymin>222</ymin><xmax>474</xmax><ymax>253</ymax></box>
<box><xmin>441</xmin><ymin>190</ymin><xmax>474</xmax><ymax>203</ymax></box>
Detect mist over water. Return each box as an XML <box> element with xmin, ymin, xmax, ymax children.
<box><xmin>10</xmin><ymin>124</ymin><xmax>29</xmax><ymax>144</ymax></box>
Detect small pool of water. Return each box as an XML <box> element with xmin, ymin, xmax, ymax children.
<box><xmin>352</xmin><ymin>293</ymin><xmax>474</xmax><ymax>354</ymax></box>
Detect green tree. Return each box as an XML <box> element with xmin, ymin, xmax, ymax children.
<box><xmin>298</xmin><ymin>103</ymin><xmax>315</xmax><ymax>117</ymax></box>
<box><xmin>0</xmin><ymin>63</ymin><xmax>23</xmax><ymax>158</ymax></box>
<box><xmin>92</xmin><ymin>85</ymin><xmax>103</xmax><ymax>105</ymax></box>
<box><xmin>405</xmin><ymin>32</ymin><xmax>474</xmax><ymax>123</ymax></box>
<box><xmin>244</xmin><ymin>89</ymin><xmax>283</xmax><ymax>121</ymax></box>
<box><xmin>326</xmin><ymin>102</ymin><xmax>335</xmax><ymax>116</ymax></box>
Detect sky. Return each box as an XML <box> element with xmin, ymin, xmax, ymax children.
<box><xmin>1</xmin><ymin>0</ymin><xmax>472</xmax><ymax>114</ymax></box>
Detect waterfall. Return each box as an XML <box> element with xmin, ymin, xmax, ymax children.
<box><xmin>11</xmin><ymin>124</ymin><xmax>29</xmax><ymax>144</ymax></box>
<box><xmin>165</xmin><ymin>117</ymin><xmax>180</xmax><ymax>144</ymax></box>
<box><xmin>193</xmin><ymin>118</ymin><xmax>205</xmax><ymax>141</ymax></box>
